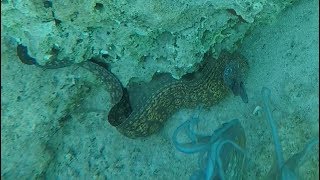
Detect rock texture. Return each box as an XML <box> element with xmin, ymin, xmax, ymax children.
<box><xmin>2</xmin><ymin>0</ymin><xmax>295</xmax><ymax>85</ymax></box>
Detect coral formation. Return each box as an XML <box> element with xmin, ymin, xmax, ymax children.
<box><xmin>2</xmin><ymin>0</ymin><xmax>296</xmax><ymax>85</ymax></box>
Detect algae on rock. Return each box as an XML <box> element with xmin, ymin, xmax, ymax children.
<box><xmin>2</xmin><ymin>0</ymin><xmax>297</xmax><ymax>85</ymax></box>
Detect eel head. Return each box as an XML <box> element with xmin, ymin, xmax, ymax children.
<box><xmin>223</xmin><ymin>58</ymin><xmax>249</xmax><ymax>103</ymax></box>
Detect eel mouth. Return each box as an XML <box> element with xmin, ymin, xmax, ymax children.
<box><xmin>223</xmin><ymin>58</ymin><xmax>249</xmax><ymax>103</ymax></box>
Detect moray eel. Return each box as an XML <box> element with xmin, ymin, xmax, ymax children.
<box><xmin>106</xmin><ymin>51</ymin><xmax>249</xmax><ymax>138</ymax></box>
<box><xmin>17</xmin><ymin>45</ymin><xmax>248</xmax><ymax>139</ymax></box>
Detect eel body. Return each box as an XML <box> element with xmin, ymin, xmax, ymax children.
<box><xmin>16</xmin><ymin>44</ymin><xmax>248</xmax><ymax>139</ymax></box>
<box><xmin>104</xmin><ymin>51</ymin><xmax>249</xmax><ymax>138</ymax></box>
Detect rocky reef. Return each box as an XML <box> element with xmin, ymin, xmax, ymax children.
<box><xmin>2</xmin><ymin>0</ymin><xmax>296</xmax><ymax>85</ymax></box>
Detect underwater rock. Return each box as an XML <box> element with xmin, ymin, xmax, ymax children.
<box><xmin>2</xmin><ymin>0</ymin><xmax>296</xmax><ymax>85</ymax></box>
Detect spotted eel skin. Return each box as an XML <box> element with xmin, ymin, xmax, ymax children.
<box><xmin>16</xmin><ymin>44</ymin><xmax>248</xmax><ymax>139</ymax></box>
<box><xmin>103</xmin><ymin>51</ymin><xmax>249</xmax><ymax>138</ymax></box>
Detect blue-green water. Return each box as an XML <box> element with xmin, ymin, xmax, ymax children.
<box><xmin>1</xmin><ymin>0</ymin><xmax>318</xmax><ymax>179</ymax></box>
